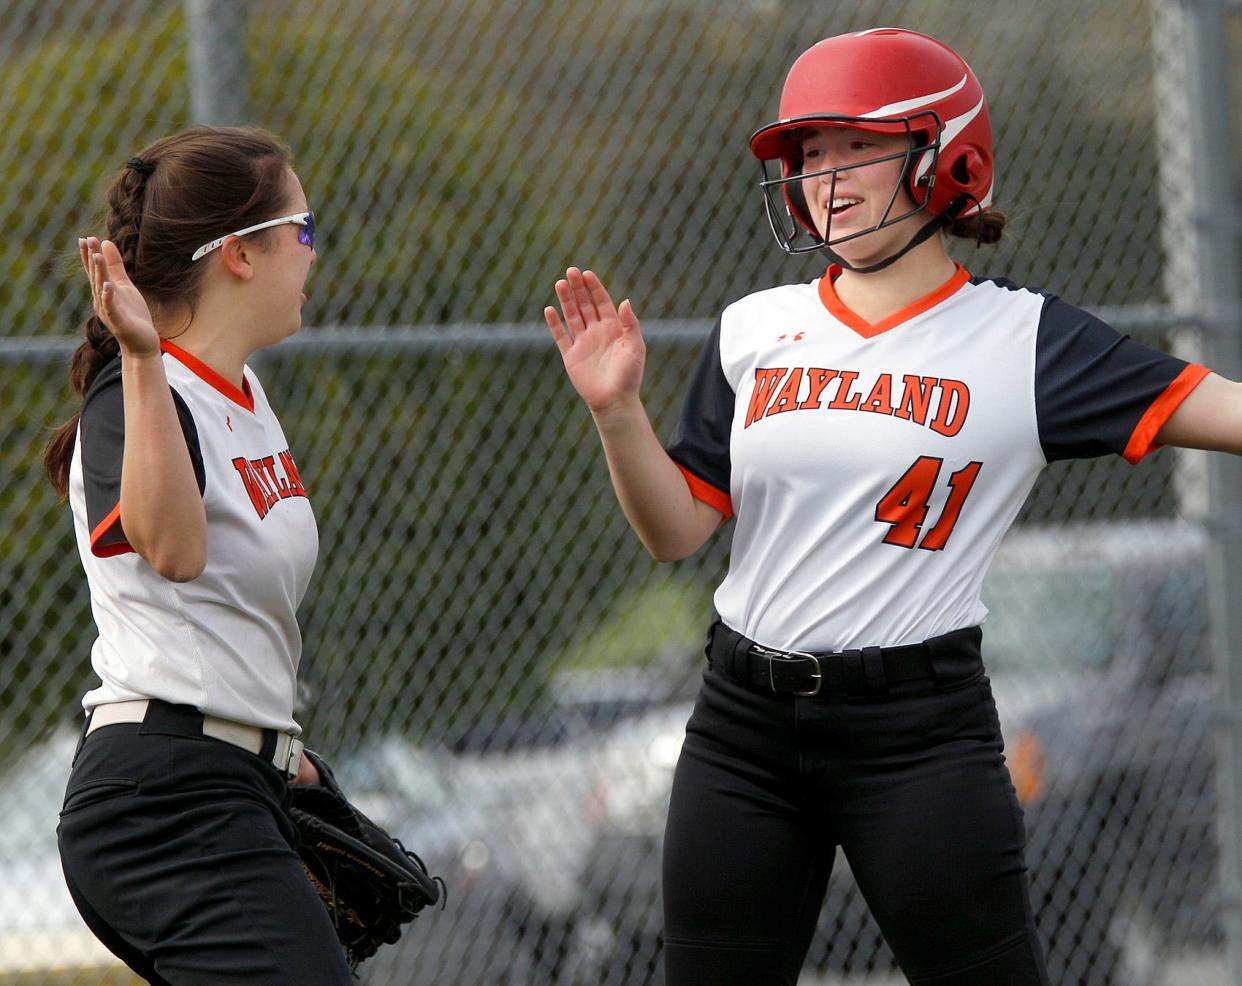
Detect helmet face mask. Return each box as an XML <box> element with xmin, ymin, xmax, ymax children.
<box><xmin>749</xmin><ymin>29</ymin><xmax>993</xmax><ymax>265</ymax></box>
<box><xmin>757</xmin><ymin>113</ymin><xmax>942</xmax><ymax>256</ymax></box>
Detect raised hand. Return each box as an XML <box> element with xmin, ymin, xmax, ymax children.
<box><xmin>544</xmin><ymin>268</ymin><xmax>645</xmax><ymax>413</ymax></box>
<box><xmin>80</xmin><ymin>236</ymin><xmax>160</xmax><ymax>358</ymax></box>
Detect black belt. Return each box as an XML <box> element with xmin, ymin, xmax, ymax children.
<box><xmin>708</xmin><ymin>622</ymin><xmax>982</xmax><ymax>697</ymax></box>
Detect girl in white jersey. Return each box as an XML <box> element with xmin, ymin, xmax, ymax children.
<box><xmin>44</xmin><ymin>126</ymin><xmax>353</xmax><ymax>985</ymax></box>
<box><xmin>545</xmin><ymin>28</ymin><xmax>1239</xmax><ymax>986</ymax></box>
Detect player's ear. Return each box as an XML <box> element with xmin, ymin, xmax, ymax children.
<box><xmin>217</xmin><ymin>236</ymin><xmax>256</xmax><ymax>281</ymax></box>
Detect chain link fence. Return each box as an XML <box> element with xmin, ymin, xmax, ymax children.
<box><xmin>1</xmin><ymin>1</ymin><xmax>1238</xmax><ymax>983</ymax></box>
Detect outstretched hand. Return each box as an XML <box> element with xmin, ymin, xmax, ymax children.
<box><xmin>544</xmin><ymin>268</ymin><xmax>645</xmax><ymax>413</ymax></box>
<box><xmin>80</xmin><ymin>236</ymin><xmax>160</xmax><ymax>358</ymax></box>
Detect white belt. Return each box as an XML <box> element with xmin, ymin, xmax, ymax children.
<box><xmin>86</xmin><ymin>699</ymin><xmax>305</xmax><ymax>780</ymax></box>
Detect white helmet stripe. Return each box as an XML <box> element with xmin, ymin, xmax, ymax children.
<box><xmin>939</xmin><ymin>94</ymin><xmax>986</xmax><ymax>148</ymax></box>
<box><xmin>913</xmin><ymin>149</ymin><xmax>935</xmax><ymax>184</ymax></box>
<box><xmin>860</xmin><ymin>73</ymin><xmax>968</xmax><ymax>119</ymax></box>
<box><xmin>913</xmin><ymin>94</ymin><xmax>987</xmax><ymax>182</ymax></box>
<box><xmin>978</xmin><ymin>176</ymin><xmax>994</xmax><ymax>210</ymax></box>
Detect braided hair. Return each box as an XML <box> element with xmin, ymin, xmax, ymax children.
<box><xmin>44</xmin><ymin>126</ymin><xmax>294</xmax><ymax>499</ymax></box>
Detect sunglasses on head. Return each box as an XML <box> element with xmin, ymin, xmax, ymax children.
<box><xmin>191</xmin><ymin>211</ymin><xmax>316</xmax><ymax>261</ymax></box>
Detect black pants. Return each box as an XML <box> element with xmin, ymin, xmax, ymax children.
<box><xmin>56</xmin><ymin>708</ymin><xmax>354</xmax><ymax>986</ymax></box>
<box><xmin>661</xmin><ymin>625</ymin><xmax>1051</xmax><ymax>986</ymax></box>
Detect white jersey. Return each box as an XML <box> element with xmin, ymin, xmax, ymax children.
<box><xmin>667</xmin><ymin>264</ymin><xmax>1207</xmax><ymax>653</ymax></box>
<box><xmin>68</xmin><ymin>340</ymin><xmax>318</xmax><ymax>732</ymax></box>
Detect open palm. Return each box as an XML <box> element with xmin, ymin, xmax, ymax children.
<box><xmin>81</xmin><ymin>236</ymin><xmax>160</xmax><ymax>357</ymax></box>
<box><xmin>544</xmin><ymin>268</ymin><xmax>645</xmax><ymax>412</ymax></box>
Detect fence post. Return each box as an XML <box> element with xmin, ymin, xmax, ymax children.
<box><xmin>1155</xmin><ymin>0</ymin><xmax>1242</xmax><ymax>980</ymax></box>
<box><xmin>185</xmin><ymin>0</ymin><xmax>250</xmax><ymax>125</ymax></box>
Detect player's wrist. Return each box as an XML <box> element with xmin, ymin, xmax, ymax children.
<box><xmin>119</xmin><ymin>344</ymin><xmax>164</xmax><ymax>362</ymax></box>
<box><xmin>589</xmin><ymin>394</ymin><xmax>646</xmax><ymax>429</ymax></box>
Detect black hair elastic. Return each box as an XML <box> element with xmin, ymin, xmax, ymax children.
<box><xmin>954</xmin><ymin>192</ymin><xmax>987</xmax><ymax>248</ymax></box>
<box><xmin>126</xmin><ymin>157</ymin><xmax>155</xmax><ymax>177</ymax></box>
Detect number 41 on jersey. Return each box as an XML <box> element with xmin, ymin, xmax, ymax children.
<box><xmin>874</xmin><ymin>456</ymin><xmax>982</xmax><ymax>551</ymax></box>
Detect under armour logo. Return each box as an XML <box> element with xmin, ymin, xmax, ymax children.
<box><xmin>777</xmin><ymin>332</ymin><xmax>806</xmax><ymax>342</ymax></box>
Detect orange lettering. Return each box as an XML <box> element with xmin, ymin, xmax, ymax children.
<box><xmin>765</xmin><ymin>367</ymin><xmax>804</xmax><ymax>416</ymax></box>
<box><xmin>920</xmin><ymin>461</ymin><xmax>982</xmax><ymax>551</ymax></box>
<box><xmin>894</xmin><ymin>375</ymin><xmax>938</xmax><ymax>425</ymax></box>
<box><xmin>745</xmin><ymin>368</ymin><xmax>789</xmax><ymax>428</ymax></box>
<box><xmin>875</xmin><ymin>456</ymin><xmax>941</xmax><ymax>548</ymax></box>
<box><xmin>232</xmin><ymin>458</ymin><xmax>270</xmax><ymax>519</ymax></box>
<box><xmin>262</xmin><ymin>455</ymin><xmax>292</xmax><ymax>498</ymax></box>
<box><xmin>860</xmin><ymin>373</ymin><xmax>895</xmax><ymax>415</ymax></box>
<box><xmin>797</xmin><ymin>368</ymin><xmax>839</xmax><ymax>410</ymax></box>
<box><xmin>930</xmin><ymin>379</ymin><xmax>970</xmax><ymax>437</ymax></box>
<box><xmin>250</xmin><ymin>459</ymin><xmax>279</xmax><ymax>508</ymax></box>
<box><xmin>279</xmin><ymin>450</ymin><xmax>307</xmax><ymax>497</ymax></box>
<box><xmin>827</xmin><ymin>370</ymin><xmax>862</xmax><ymax>410</ymax></box>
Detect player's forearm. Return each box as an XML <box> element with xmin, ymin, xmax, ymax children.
<box><xmin>1155</xmin><ymin>372</ymin><xmax>1242</xmax><ymax>454</ymax></box>
<box><xmin>592</xmin><ymin>398</ymin><xmax>722</xmax><ymax>562</ymax></box>
<box><xmin>118</xmin><ymin>353</ymin><xmax>207</xmax><ymax>581</ymax></box>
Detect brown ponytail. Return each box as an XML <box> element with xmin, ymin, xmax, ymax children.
<box><xmin>947</xmin><ymin>208</ymin><xmax>1006</xmax><ymax>246</ymax></box>
<box><xmin>44</xmin><ymin>126</ymin><xmax>294</xmax><ymax>499</ymax></box>
<box><xmin>42</xmin><ymin>314</ymin><xmax>121</xmax><ymax>498</ymax></box>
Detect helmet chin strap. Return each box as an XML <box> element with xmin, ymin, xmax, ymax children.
<box><xmin>824</xmin><ymin>211</ymin><xmax>950</xmax><ymax>274</ymax></box>
<box><xmin>824</xmin><ymin>193</ymin><xmax>973</xmax><ymax>274</ymax></box>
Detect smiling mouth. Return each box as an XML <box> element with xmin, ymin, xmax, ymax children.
<box><xmin>830</xmin><ymin>198</ymin><xmax>862</xmax><ymax>218</ymax></box>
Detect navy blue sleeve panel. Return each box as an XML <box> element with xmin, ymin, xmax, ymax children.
<box><xmin>1035</xmin><ymin>295</ymin><xmax>1208</xmax><ymax>463</ymax></box>
<box><xmin>665</xmin><ymin>319</ymin><xmax>735</xmax><ymax>518</ymax></box>
<box><xmin>79</xmin><ymin>358</ymin><xmax>206</xmax><ymax>557</ymax></box>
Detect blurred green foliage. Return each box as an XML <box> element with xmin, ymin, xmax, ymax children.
<box><xmin>4</xmin><ymin>0</ymin><xmax>1185</xmax><ymax>341</ymax></box>
<box><xmin>550</xmin><ymin>576</ymin><xmax>711</xmax><ymax>672</ymax></box>
<box><xmin>1</xmin><ymin>6</ymin><xmax>188</xmax><ymax>340</ymax></box>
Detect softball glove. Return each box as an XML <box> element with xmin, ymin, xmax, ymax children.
<box><xmin>287</xmin><ymin>749</ymin><xmax>444</xmax><ymax>968</ymax></box>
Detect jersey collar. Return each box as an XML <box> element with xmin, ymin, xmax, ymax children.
<box><xmin>160</xmin><ymin>339</ymin><xmax>255</xmax><ymax>412</ymax></box>
<box><xmin>817</xmin><ymin>262</ymin><xmax>972</xmax><ymax>339</ymax></box>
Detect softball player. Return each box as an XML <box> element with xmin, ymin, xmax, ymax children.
<box><xmin>545</xmin><ymin>28</ymin><xmax>1239</xmax><ymax>986</ymax></box>
<box><xmin>44</xmin><ymin>126</ymin><xmax>353</xmax><ymax>985</ymax></box>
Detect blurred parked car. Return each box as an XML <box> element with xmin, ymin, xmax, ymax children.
<box><xmin>568</xmin><ymin>519</ymin><xmax>1218</xmax><ymax>986</ymax></box>
<box><xmin>345</xmin><ymin>722</ymin><xmax>607</xmax><ymax>986</ymax></box>
<box><xmin>986</xmin><ymin>519</ymin><xmax>1216</xmax><ymax>985</ymax></box>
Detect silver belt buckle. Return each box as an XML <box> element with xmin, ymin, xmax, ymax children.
<box><xmin>275</xmin><ymin>735</ymin><xmax>305</xmax><ymax>780</ymax></box>
<box><xmin>755</xmin><ymin>645</ymin><xmax>822</xmax><ymax>697</ymax></box>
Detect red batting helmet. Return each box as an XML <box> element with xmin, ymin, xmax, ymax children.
<box><xmin>749</xmin><ymin>28</ymin><xmax>994</xmax><ymax>256</ymax></box>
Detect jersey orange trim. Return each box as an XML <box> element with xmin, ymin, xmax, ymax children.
<box><xmin>676</xmin><ymin>463</ymin><xmax>733</xmax><ymax>519</ymax></box>
<box><xmin>817</xmin><ymin>263</ymin><xmax>972</xmax><ymax>339</ymax></box>
<box><xmin>89</xmin><ymin>502</ymin><xmax>134</xmax><ymax>557</ymax></box>
<box><xmin>160</xmin><ymin>339</ymin><xmax>256</xmax><ymax>412</ymax></box>
<box><xmin>1122</xmin><ymin>363</ymin><xmax>1211</xmax><ymax>464</ymax></box>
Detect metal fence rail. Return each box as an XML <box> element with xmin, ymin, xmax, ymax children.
<box><xmin>1</xmin><ymin>1</ymin><xmax>1238</xmax><ymax>984</ymax></box>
